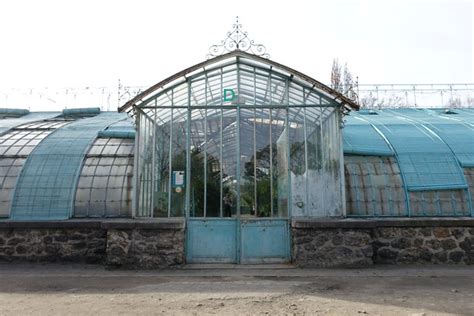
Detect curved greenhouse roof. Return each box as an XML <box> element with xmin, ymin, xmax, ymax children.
<box><xmin>344</xmin><ymin>108</ymin><xmax>474</xmax><ymax>217</ymax></box>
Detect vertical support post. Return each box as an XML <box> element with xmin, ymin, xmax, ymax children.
<box><xmin>285</xmin><ymin>78</ymin><xmax>291</xmax><ymax>219</ymax></box>
<box><xmin>303</xmin><ymin>88</ymin><xmax>309</xmax><ymax>217</ymax></box>
<box><xmin>204</xmin><ymin>78</ymin><xmax>208</xmax><ymax>217</ymax></box>
<box><xmin>151</xmin><ymin>102</ymin><xmax>157</xmax><ymax>218</ymax></box>
<box><xmin>269</xmin><ymin>78</ymin><xmax>273</xmax><ymax>218</ymax></box>
<box><xmin>167</xmin><ymin>92</ymin><xmax>174</xmax><ymax>218</ymax></box>
<box><xmin>132</xmin><ymin>110</ymin><xmax>140</xmax><ymax>218</ymax></box>
<box><xmin>253</xmin><ymin>68</ymin><xmax>258</xmax><ymax>215</ymax></box>
<box><xmin>339</xmin><ymin>110</ymin><xmax>347</xmax><ymax>217</ymax></box>
<box><xmin>185</xmin><ymin>80</ymin><xmax>191</xmax><ymax>218</ymax></box>
<box><xmin>236</xmin><ymin>56</ymin><xmax>241</xmax><ymax>264</ymax></box>
<box><xmin>269</xmin><ymin>112</ymin><xmax>274</xmax><ymax>218</ymax></box>
<box><xmin>319</xmin><ymin>96</ymin><xmax>326</xmax><ymax>216</ymax></box>
<box><xmin>219</xmin><ymin>70</ymin><xmax>224</xmax><ymax>217</ymax></box>
<box><xmin>236</xmin><ymin>57</ymin><xmax>241</xmax><ymax>217</ymax></box>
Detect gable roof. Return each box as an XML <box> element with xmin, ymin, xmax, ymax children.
<box><xmin>119</xmin><ymin>50</ymin><xmax>359</xmax><ymax>114</ymax></box>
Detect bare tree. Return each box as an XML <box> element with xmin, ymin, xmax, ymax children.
<box><xmin>343</xmin><ymin>63</ymin><xmax>358</xmax><ymax>102</ymax></box>
<box><xmin>331</xmin><ymin>58</ymin><xmax>358</xmax><ymax>103</ymax></box>
<box><xmin>331</xmin><ymin>59</ymin><xmax>343</xmax><ymax>93</ymax></box>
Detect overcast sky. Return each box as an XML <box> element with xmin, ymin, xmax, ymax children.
<box><xmin>0</xmin><ymin>0</ymin><xmax>472</xmax><ymax>90</ymax></box>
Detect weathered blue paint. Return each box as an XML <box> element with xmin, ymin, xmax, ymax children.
<box><xmin>186</xmin><ymin>218</ymin><xmax>290</xmax><ymax>264</ymax></box>
<box><xmin>186</xmin><ymin>218</ymin><xmax>237</xmax><ymax>263</ymax></box>
<box><xmin>240</xmin><ymin>219</ymin><xmax>290</xmax><ymax>263</ymax></box>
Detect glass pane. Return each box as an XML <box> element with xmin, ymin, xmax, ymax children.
<box><xmin>204</xmin><ymin>109</ymin><xmax>222</xmax><ymax>217</ymax></box>
<box><xmin>170</xmin><ymin>108</ymin><xmax>187</xmax><ymax>217</ymax></box>
<box><xmin>288</xmin><ymin>107</ymin><xmax>306</xmax><ymax>216</ymax></box>
<box><xmin>240</xmin><ymin>108</ymin><xmax>256</xmax><ymax>217</ymax></box>
<box><xmin>94</xmin><ymin>164</ymin><xmax>112</xmax><ymax>176</ymax></box>
<box><xmin>102</xmin><ymin>143</ymin><xmax>119</xmax><ymax>155</ymax></box>
<box><xmin>153</xmin><ymin>108</ymin><xmax>170</xmax><ymax>217</ymax></box>
<box><xmin>87</xmin><ymin>144</ymin><xmax>103</xmax><ymax>155</ymax></box>
<box><xmin>190</xmin><ymin>109</ymin><xmax>205</xmax><ymax>217</ymax></box>
<box><xmin>77</xmin><ymin>176</ymin><xmax>93</xmax><ymax>188</ymax></box>
<box><xmin>305</xmin><ymin>107</ymin><xmax>324</xmax><ymax>216</ymax></box>
<box><xmin>137</xmin><ymin>112</ymin><xmax>153</xmax><ymax>217</ymax></box>
<box><xmin>255</xmin><ymin>108</ymin><xmax>271</xmax><ymax>217</ymax></box>
<box><xmin>221</xmin><ymin>109</ymin><xmax>237</xmax><ymax>217</ymax></box>
<box><xmin>116</xmin><ymin>142</ymin><xmax>134</xmax><ymax>156</ymax></box>
<box><xmin>272</xmin><ymin>108</ymin><xmax>288</xmax><ymax>218</ymax></box>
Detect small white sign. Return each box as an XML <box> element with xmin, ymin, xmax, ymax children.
<box><xmin>173</xmin><ymin>171</ymin><xmax>185</xmax><ymax>186</ymax></box>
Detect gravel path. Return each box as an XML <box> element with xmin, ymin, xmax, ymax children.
<box><xmin>0</xmin><ymin>263</ymin><xmax>473</xmax><ymax>315</ymax></box>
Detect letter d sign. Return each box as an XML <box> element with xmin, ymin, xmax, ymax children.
<box><xmin>223</xmin><ymin>89</ymin><xmax>236</xmax><ymax>102</ymax></box>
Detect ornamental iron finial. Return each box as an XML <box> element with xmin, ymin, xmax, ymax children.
<box><xmin>206</xmin><ymin>16</ymin><xmax>269</xmax><ymax>59</ymax></box>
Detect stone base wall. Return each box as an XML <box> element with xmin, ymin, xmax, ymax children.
<box><xmin>0</xmin><ymin>220</ymin><xmax>185</xmax><ymax>268</ymax></box>
<box><xmin>106</xmin><ymin>228</ymin><xmax>184</xmax><ymax>268</ymax></box>
<box><xmin>0</xmin><ymin>227</ymin><xmax>106</xmax><ymax>263</ymax></box>
<box><xmin>293</xmin><ymin>228</ymin><xmax>373</xmax><ymax>267</ymax></box>
<box><xmin>373</xmin><ymin>227</ymin><xmax>474</xmax><ymax>264</ymax></box>
<box><xmin>2</xmin><ymin>218</ymin><xmax>473</xmax><ymax>268</ymax></box>
<box><xmin>293</xmin><ymin>218</ymin><xmax>474</xmax><ymax>267</ymax></box>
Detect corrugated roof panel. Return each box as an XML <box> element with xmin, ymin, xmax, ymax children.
<box><xmin>384</xmin><ymin>109</ymin><xmax>474</xmax><ymax>167</ymax></box>
<box><xmin>359</xmin><ymin>110</ymin><xmax>467</xmax><ymax>191</ymax></box>
<box><xmin>10</xmin><ymin>112</ymin><xmax>126</xmax><ymax>220</ymax></box>
<box><xmin>343</xmin><ymin>114</ymin><xmax>393</xmax><ymax>156</ymax></box>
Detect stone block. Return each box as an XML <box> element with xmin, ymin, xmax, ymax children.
<box><xmin>434</xmin><ymin>251</ymin><xmax>448</xmax><ymax>263</ymax></box>
<box><xmin>425</xmin><ymin>239</ymin><xmax>441</xmax><ymax>250</ymax></box>
<box><xmin>343</xmin><ymin>230</ymin><xmax>370</xmax><ymax>247</ymax></box>
<box><xmin>440</xmin><ymin>239</ymin><xmax>457</xmax><ymax>251</ymax></box>
<box><xmin>459</xmin><ymin>237</ymin><xmax>474</xmax><ymax>253</ymax></box>
<box><xmin>450</xmin><ymin>228</ymin><xmax>466</xmax><ymax>240</ymax></box>
<box><xmin>433</xmin><ymin>227</ymin><xmax>450</xmax><ymax>238</ymax></box>
<box><xmin>413</xmin><ymin>238</ymin><xmax>423</xmax><ymax>248</ymax></box>
<box><xmin>376</xmin><ymin>227</ymin><xmax>400</xmax><ymax>239</ymax></box>
<box><xmin>390</xmin><ymin>237</ymin><xmax>412</xmax><ymax>249</ymax></box>
<box><xmin>448</xmin><ymin>250</ymin><xmax>464</xmax><ymax>263</ymax></box>
<box><xmin>375</xmin><ymin>248</ymin><xmax>398</xmax><ymax>264</ymax></box>
<box><xmin>418</xmin><ymin>227</ymin><xmax>433</xmax><ymax>237</ymax></box>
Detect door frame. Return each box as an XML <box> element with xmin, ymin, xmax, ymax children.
<box><xmin>185</xmin><ymin>217</ymin><xmax>291</xmax><ymax>264</ymax></box>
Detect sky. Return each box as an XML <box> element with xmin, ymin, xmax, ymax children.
<box><xmin>0</xmin><ymin>0</ymin><xmax>472</xmax><ymax>91</ymax></box>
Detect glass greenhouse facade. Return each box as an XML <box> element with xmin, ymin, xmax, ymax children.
<box><xmin>128</xmin><ymin>52</ymin><xmax>355</xmax><ymax>220</ymax></box>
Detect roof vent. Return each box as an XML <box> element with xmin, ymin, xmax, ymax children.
<box><xmin>62</xmin><ymin>107</ymin><xmax>101</xmax><ymax>117</ymax></box>
<box><xmin>0</xmin><ymin>108</ymin><xmax>29</xmax><ymax>118</ymax></box>
<box><xmin>443</xmin><ymin>109</ymin><xmax>458</xmax><ymax>115</ymax></box>
<box><xmin>359</xmin><ymin>109</ymin><xmax>378</xmax><ymax>115</ymax></box>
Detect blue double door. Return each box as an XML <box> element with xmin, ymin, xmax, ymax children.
<box><xmin>186</xmin><ymin>218</ymin><xmax>290</xmax><ymax>264</ymax></box>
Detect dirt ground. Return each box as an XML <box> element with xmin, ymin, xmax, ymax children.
<box><xmin>0</xmin><ymin>263</ymin><xmax>473</xmax><ymax>315</ymax></box>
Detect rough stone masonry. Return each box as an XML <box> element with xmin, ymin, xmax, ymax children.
<box><xmin>0</xmin><ymin>220</ymin><xmax>185</xmax><ymax>268</ymax></box>
<box><xmin>292</xmin><ymin>218</ymin><xmax>474</xmax><ymax>267</ymax></box>
<box><xmin>1</xmin><ymin>218</ymin><xmax>474</xmax><ymax>268</ymax></box>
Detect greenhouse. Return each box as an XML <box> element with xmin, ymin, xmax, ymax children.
<box><xmin>121</xmin><ymin>50</ymin><xmax>355</xmax><ymax>220</ymax></box>
<box><xmin>1</xmin><ymin>30</ymin><xmax>473</xmax><ymax>265</ymax></box>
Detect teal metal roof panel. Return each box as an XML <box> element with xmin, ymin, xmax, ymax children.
<box><xmin>0</xmin><ymin>108</ymin><xmax>29</xmax><ymax>116</ymax></box>
<box><xmin>62</xmin><ymin>107</ymin><xmax>101</xmax><ymax>116</ymax></box>
<box><xmin>384</xmin><ymin>109</ymin><xmax>474</xmax><ymax>168</ymax></box>
<box><xmin>358</xmin><ymin>110</ymin><xmax>467</xmax><ymax>191</ymax></box>
<box><xmin>98</xmin><ymin>118</ymin><xmax>135</xmax><ymax>138</ymax></box>
<box><xmin>343</xmin><ymin>115</ymin><xmax>393</xmax><ymax>156</ymax></box>
<box><xmin>10</xmin><ymin>112</ymin><xmax>126</xmax><ymax>220</ymax></box>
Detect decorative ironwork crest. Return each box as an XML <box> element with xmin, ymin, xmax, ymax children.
<box><xmin>207</xmin><ymin>17</ymin><xmax>269</xmax><ymax>59</ymax></box>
